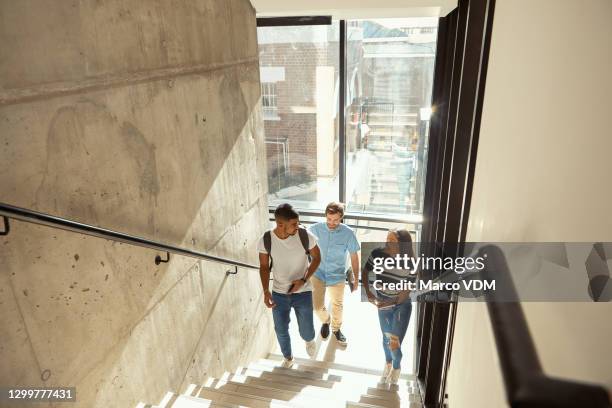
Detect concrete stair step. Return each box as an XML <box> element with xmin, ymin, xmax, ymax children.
<box><xmin>266</xmin><ymin>354</ymin><xmax>416</xmax><ymax>381</ymax></box>
<box><xmin>215</xmin><ymin>373</ymin><xmax>411</xmax><ymax>407</ymax></box>
<box><xmin>246</xmin><ymin>362</ymin><xmax>343</xmax><ymax>382</ymax></box>
<box><xmin>197</xmin><ymin>381</ymin><xmax>393</xmax><ymax>408</ymax></box>
<box><xmin>164</xmin><ymin>393</ymin><xmax>235</xmax><ymax>407</ymax></box>
<box><xmin>197</xmin><ymin>386</ymin><xmax>298</xmax><ymax>408</ymax></box>
<box><xmin>231</xmin><ymin>373</ymin><xmax>403</xmax><ymax>402</ymax></box>
<box><xmin>233</xmin><ymin>367</ymin><xmax>404</xmax><ymax>394</ymax></box>
<box><xmin>255</xmin><ymin>359</ymin><xmax>338</xmax><ymax>376</ymax></box>
<box><xmin>253</xmin><ymin>361</ymin><xmax>420</xmax><ymax>406</ymax></box>
<box><xmin>258</xmin><ymin>361</ymin><xmax>412</xmax><ymax>388</ymax></box>
<box><xmin>202</xmin><ymin>378</ymin><xmax>392</xmax><ymax>408</ymax></box>
<box><xmin>250</xmin><ymin>362</ymin><xmax>401</xmax><ymax>388</ymax></box>
<box><xmin>256</xmin><ymin>359</ymin><xmax>414</xmax><ymax>390</ymax></box>
<box><xmin>256</xmin><ymin>358</ymin><xmax>371</xmax><ymax>379</ymax></box>
<box><xmin>260</xmin><ymin>360</ymin><xmax>420</xmax><ymax>397</ymax></box>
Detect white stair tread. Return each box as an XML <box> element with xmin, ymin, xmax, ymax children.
<box><xmin>266</xmin><ymin>354</ymin><xmax>416</xmax><ymax>380</ymax></box>
<box><xmin>256</xmin><ymin>359</ymin><xmax>413</xmax><ymax>388</ymax></box>
<box><xmin>198</xmin><ymin>386</ymin><xmax>310</xmax><ymax>408</ymax></box>
<box><xmin>168</xmin><ymin>394</ymin><xmax>239</xmax><ymax>408</ymax></box>
<box><xmin>234</xmin><ymin>367</ymin><xmax>408</xmax><ymax>396</ymax></box>
<box><xmin>244</xmin><ymin>373</ymin><xmax>420</xmax><ymax>406</ymax></box>
<box><xmin>168</xmin><ymin>394</ymin><xmax>213</xmax><ymax>407</ymax></box>
<box><xmin>208</xmin><ymin>376</ymin><xmax>408</xmax><ymax>407</ymax></box>
<box><xmin>206</xmin><ymin>379</ymin><xmax>389</xmax><ymax>407</ymax></box>
<box><xmin>198</xmin><ymin>383</ymin><xmax>391</xmax><ymax>408</ymax></box>
<box><xmin>245</xmin><ymin>363</ymin><xmax>406</xmax><ymax>389</ymax></box>
<box><xmin>246</xmin><ymin>362</ymin><xmax>342</xmax><ymax>382</ymax></box>
<box><xmin>140</xmin><ymin>355</ymin><xmax>422</xmax><ymax>407</ymax></box>
<box><xmin>226</xmin><ymin>373</ymin><xmax>405</xmax><ymax>402</ymax></box>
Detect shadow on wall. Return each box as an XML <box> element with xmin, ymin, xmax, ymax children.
<box><xmin>31</xmin><ymin>68</ymin><xmax>252</xmax><ymax>243</ymax></box>
<box><xmin>0</xmin><ymin>40</ymin><xmax>273</xmax><ymax>408</ymax></box>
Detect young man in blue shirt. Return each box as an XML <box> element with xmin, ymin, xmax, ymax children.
<box><xmin>308</xmin><ymin>202</ymin><xmax>360</xmax><ymax>345</ymax></box>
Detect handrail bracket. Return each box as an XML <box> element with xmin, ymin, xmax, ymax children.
<box><xmin>0</xmin><ymin>216</ymin><xmax>9</xmax><ymax>236</ymax></box>
<box><xmin>155</xmin><ymin>251</ymin><xmax>170</xmax><ymax>265</ymax></box>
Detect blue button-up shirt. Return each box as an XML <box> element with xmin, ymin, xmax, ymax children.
<box><xmin>308</xmin><ymin>222</ymin><xmax>361</xmax><ymax>285</ymax></box>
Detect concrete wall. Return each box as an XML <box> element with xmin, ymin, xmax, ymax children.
<box><xmin>0</xmin><ymin>1</ymin><xmax>275</xmax><ymax>407</ymax></box>
<box><xmin>445</xmin><ymin>1</ymin><xmax>612</xmax><ymax>407</ymax></box>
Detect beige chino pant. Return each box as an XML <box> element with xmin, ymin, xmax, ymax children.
<box><xmin>311</xmin><ymin>275</ymin><xmax>345</xmax><ymax>332</ymax></box>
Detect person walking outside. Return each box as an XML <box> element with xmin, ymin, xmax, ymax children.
<box><xmin>362</xmin><ymin>229</ymin><xmax>414</xmax><ymax>384</ymax></box>
<box><xmin>258</xmin><ymin>203</ymin><xmax>321</xmax><ymax>367</ymax></box>
<box><xmin>309</xmin><ymin>202</ymin><xmax>360</xmax><ymax>346</ymax></box>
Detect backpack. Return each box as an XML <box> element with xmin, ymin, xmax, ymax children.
<box><xmin>263</xmin><ymin>227</ymin><xmax>311</xmax><ymax>270</ymax></box>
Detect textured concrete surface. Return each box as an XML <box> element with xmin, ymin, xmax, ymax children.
<box><xmin>0</xmin><ymin>1</ymin><xmax>274</xmax><ymax>407</ymax></box>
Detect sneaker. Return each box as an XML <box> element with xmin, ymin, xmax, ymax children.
<box><xmin>386</xmin><ymin>368</ymin><xmax>401</xmax><ymax>385</ymax></box>
<box><xmin>333</xmin><ymin>330</ymin><xmax>347</xmax><ymax>345</ymax></box>
<box><xmin>320</xmin><ymin>322</ymin><xmax>330</xmax><ymax>340</ymax></box>
<box><xmin>281</xmin><ymin>357</ymin><xmax>294</xmax><ymax>368</ymax></box>
<box><xmin>305</xmin><ymin>340</ymin><xmax>317</xmax><ymax>358</ymax></box>
<box><xmin>381</xmin><ymin>363</ymin><xmax>392</xmax><ymax>381</ymax></box>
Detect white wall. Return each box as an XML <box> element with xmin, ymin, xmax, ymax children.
<box><xmin>446</xmin><ymin>0</ymin><xmax>612</xmax><ymax>406</ymax></box>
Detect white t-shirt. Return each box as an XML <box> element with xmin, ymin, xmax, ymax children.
<box><xmin>257</xmin><ymin>229</ymin><xmax>318</xmax><ymax>294</ymax></box>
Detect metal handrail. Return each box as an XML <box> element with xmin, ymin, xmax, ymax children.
<box><xmin>0</xmin><ymin>202</ymin><xmax>258</xmax><ymax>271</ymax></box>
<box><xmin>268</xmin><ymin>217</ymin><xmax>418</xmax><ymax>234</ymax></box>
<box><xmin>481</xmin><ymin>245</ymin><xmax>611</xmax><ymax>408</ymax></box>
<box><xmin>268</xmin><ymin>207</ymin><xmax>423</xmax><ymax>225</ymax></box>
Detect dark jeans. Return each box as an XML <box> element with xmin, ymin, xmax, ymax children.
<box><xmin>272</xmin><ymin>291</ymin><xmax>315</xmax><ymax>359</ymax></box>
<box><xmin>378</xmin><ymin>301</ymin><xmax>412</xmax><ymax>369</ymax></box>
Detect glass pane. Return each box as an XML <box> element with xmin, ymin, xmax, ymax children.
<box><xmin>345</xmin><ymin>18</ymin><xmax>437</xmax><ymax>218</ymax></box>
<box><xmin>257</xmin><ymin>23</ymin><xmax>340</xmax><ymax>211</ymax></box>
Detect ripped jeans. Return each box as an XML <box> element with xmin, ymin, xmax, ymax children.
<box><xmin>377</xmin><ymin>301</ymin><xmax>412</xmax><ymax>369</ymax></box>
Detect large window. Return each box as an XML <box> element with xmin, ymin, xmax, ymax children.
<box><xmin>345</xmin><ymin>19</ymin><xmax>437</xmax><ymax>217</ymax></box>
<box><xmin>257</xmin><ymin>23</ymin><xmax>340</xmax><ymax>210</ymax></box>
<box><xmin>257</xmin><ymin>18</ymin><xmax>437</xmax><ymax>221</ymax></box>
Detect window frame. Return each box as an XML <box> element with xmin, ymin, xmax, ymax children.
<box><xmin>256</xmin><ymin>16</ymin><xmax>433</xmax><ymax>225</ymax></box>
<box><xmin>260</xmin><ymin>82</ymin><xmax>280</xmax><ymax>121</ymax></box>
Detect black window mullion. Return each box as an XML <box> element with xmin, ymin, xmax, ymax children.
<box><xmin>256</xmin><ymin>16</ymin><xmax>332</xmax><ymax>27</ymax></box>
<box><xmin>339</xmin><ymin>20</ymin><xmax>347</xmax><ymax>203</ymax></box>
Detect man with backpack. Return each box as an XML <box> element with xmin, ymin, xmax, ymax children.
<box><xmin>258</xmin><ymin>203</ymin><xmax>321</xmax><ymax>367</ymax></box>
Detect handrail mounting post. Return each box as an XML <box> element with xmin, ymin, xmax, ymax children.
<box><xmin>0</xmin><ymin>216</ymin><xmax>9</xmax><ymax>236</ymax></box>
<box><xmin>155</xmin><ymin>251</ymin><xmax>170</xmax><ymax>265</ymax></box>
<box><xmin>226</xmin><ymin>265</ymin><xmax>238</xmax><ymax>276</ymax></box>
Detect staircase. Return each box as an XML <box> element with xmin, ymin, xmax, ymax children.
<box><xmin>136</xmin><ymin>354</ymin><xmax>422</xmax><ymax>408</ymax></box>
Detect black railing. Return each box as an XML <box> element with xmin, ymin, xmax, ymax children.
<box><xmin>481</xmin><ymin>245</ymin><xmax>611</xmax><ymax>408</ymax></box>
<box><xmin>0</xmin><ymin>202</ymin><xmax>258</xmax><ymax>272</ymax></box>
<box><xmin>268</xmin><ymin>207</ymin><xmax>423</xmax><ymax>225</ymax></box>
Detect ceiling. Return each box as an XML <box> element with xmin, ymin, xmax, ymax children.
<box><xmin>250</xmin><ymin>0</ymin><xmax>458</xmax><ymax>18</ymax></box>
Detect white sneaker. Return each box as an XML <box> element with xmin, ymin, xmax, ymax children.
<box><xmin>381</xmin><ymin>363</ymin><xmax>392</xmax><ymax>381</ymax></box>
<box><xmin>305</xmin><ymin>340</ymin><xmax>317</xmax><ymax>358</ymax></box>
<box><xmin>386</xmin><ymin>368</ymin><xmax>401</xmax><ymax>385</ymax></box>
<box><xmin>281</xmin><ymin>357</ymin><xmax>294</xmax><ymax>368</ymax></box>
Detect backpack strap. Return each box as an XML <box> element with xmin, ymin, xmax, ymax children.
<box><xmin>298</xmin><ymin>227</ymin><xmax>312</xmax><ymax>263</ymax></box>
<box><xmin>263</xmin><ymin>230</ymin><xmax>273</xmax><ymax>270</ymax></box>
